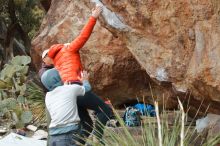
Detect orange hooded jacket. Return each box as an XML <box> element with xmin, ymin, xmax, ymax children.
<box><xmin>48</xmin><ymin>16</ymin><xmax>96</xmax><ymax>82</ymax></box>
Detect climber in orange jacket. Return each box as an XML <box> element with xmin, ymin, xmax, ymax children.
<box><xmin>47</xmin><ymin>5</ymin><xmax>103</xmax><ymax>84</ymax></box>
<box><xmin>41</xmin><ymin>6</ymin><xmax>113</xmax><ymax>144</ymax></box>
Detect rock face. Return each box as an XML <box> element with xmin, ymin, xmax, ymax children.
<box><xmin>31</xmin><ymin>0</ymin><xmax>220</xmax><ymax>116</ymax></box>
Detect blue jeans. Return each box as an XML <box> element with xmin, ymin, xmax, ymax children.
<box><xmin>49</xmin><ymin>128</ymin><xmax>80</xmax><ymax>146</ymax></box>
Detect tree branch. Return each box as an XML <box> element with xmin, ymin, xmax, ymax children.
<box><xmin>40</xmin><ymin>0</ymin><xmax>51</xmax><ymax>12</ymax></box>
<box><xmin>7</xmin><ymin>0</ymin><xmax>31</xmax><ymax>55</ymax></box>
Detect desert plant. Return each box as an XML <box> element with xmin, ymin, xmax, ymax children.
<box><xmin>25</xmin><ymin>80</ymin><xmax>46</xmax><ymax>126</ymax></box>
<box><xmin>84</xmin><ymin>99</ymin><xmax>220</xmax><ymax>146</ymax></box>
<box><xmin>0</xmin><ymin>55</ymin><xmax>33</xmax><ymax>127</ymax></box>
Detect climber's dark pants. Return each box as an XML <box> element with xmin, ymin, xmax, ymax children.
<box><xmin>77</xmin><ymin>91</ymin><xmax>112</xmax><ymax>144</ymax></box>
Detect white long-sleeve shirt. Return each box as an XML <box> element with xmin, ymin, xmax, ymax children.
<box><xmin>45</xmin><ymin>84</ymin><xmax>85</xmax><ymax>128</ymax></box>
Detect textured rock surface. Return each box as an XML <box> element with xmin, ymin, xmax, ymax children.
<box><xmin>31</xmin><ymin>0</ymin><xmax>220</xmax><ymax>115</ymax></box>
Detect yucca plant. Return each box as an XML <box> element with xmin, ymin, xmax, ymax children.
<box><xmin>25</xmin><ymin>80</ymin><xmax>46</xmax><ymax>126</ymax></box>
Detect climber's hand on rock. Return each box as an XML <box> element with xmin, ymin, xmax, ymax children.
<box><xmin>82</xmin><ymin>70</ymin><xmax>90</xmax><ymax>81</ymax></box>
<box><xmin>92</xmin><ymin>5</ymin><xmax>103</xmax><ymax>18</ymax></box>
<box><xmin>78</xmin><ymin>71</ymin><xmax>90</xmax><ymax>82</ymax></box>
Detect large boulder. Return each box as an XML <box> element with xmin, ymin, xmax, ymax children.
<box><xmin>31</xmin><ymin>0</ymin><xmax>220</xmax><ymax>116</ymax></box>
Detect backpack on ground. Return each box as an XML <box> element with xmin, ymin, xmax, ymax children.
<box><xmin>123</xmin><ymin>106</ymin><xmax>141</xmax><ymax>127</ymax></box>
<box><xmin>134</xmin><ymin>103</ymin><xmax>156</xmax><ymax>117</ymax></box>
